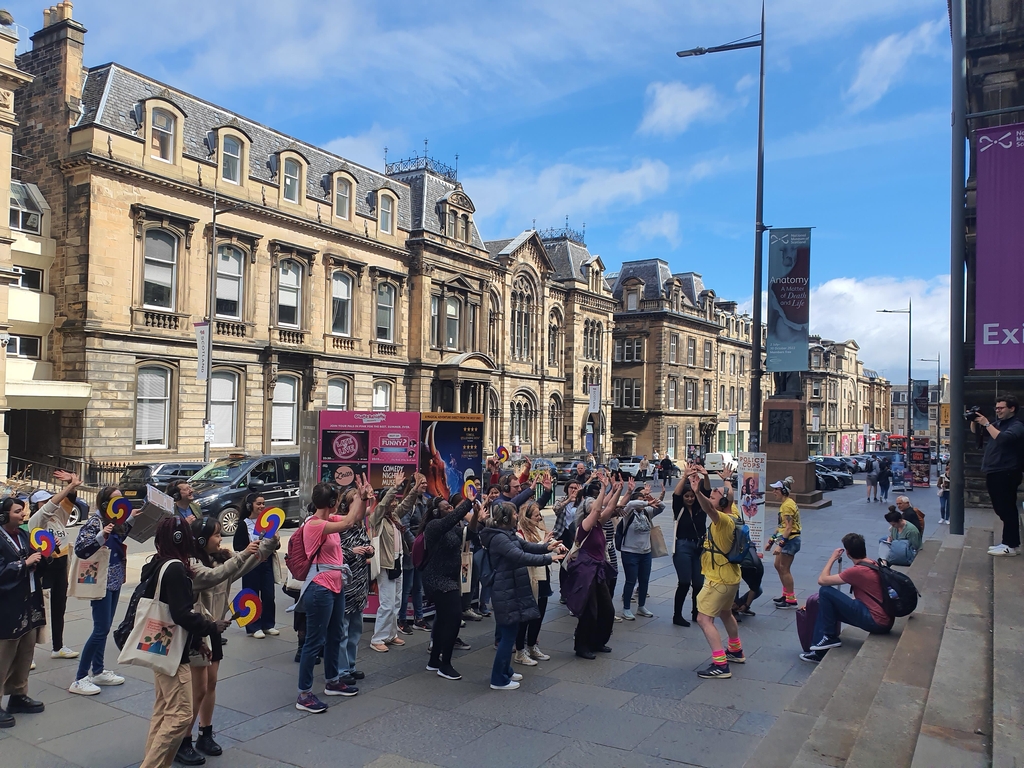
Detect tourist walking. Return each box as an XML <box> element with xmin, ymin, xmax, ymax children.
<box><xmin>864</xmin><ymin>455</ymin><xmax>879</xmax><ymax>502</ymax></box>
<box><xmin>938</xmin><ymin>468</ymin><xmax>951</xmax><ymax>524</ymax></box>
<box><xmin>233</xmin><ymin>493</ymin><xmax>279</xmax><ymax>638</ymax></box>
<box><xmin>878</xmin><ymin>458</ymin><xmax>892</xmax><ymax>502</ymax></box>
<box><xmin>768</xmin><ymin>478</ymin><xmax>801</xmax><ymax>609</ymax></box>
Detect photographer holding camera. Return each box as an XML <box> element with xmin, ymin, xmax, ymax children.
<box><xmin>969</xmin><ymin>395</ymin><xmax>1024</xmax><ymax>556</ymax></box>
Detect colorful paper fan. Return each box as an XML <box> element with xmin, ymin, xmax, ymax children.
<box><xmin>254</xmin><ymin>507</ymin><xmax>285</xmax><ymax>538</ymax></box>
<box><xmin>497</xmin><ymin>446</ymin><xmax>511</xmax><ymax>463</ymax></box>
<box><xmin>30</xmin><ymin>527</ymin><xmax>56</xmax><ymax>557</ymax></box>
<box><xmin>462</xmin><ymin>480</ymin><xmax>479</xmax><ymax>500</ymax></box>
<box><xmin>105</xmin><ymin>497</ymin><xmax>132</xmax><ymax>523</ymax></box>
<box><xmin>231</xmin><ymin>588</ymin><xmax>262</xmax><ymax>627</ymax></box>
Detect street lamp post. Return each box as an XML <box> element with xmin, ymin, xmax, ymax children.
<box><xmin>678</xmin><ymin>2</ymin><xmax>765</xmax><ymax>452</ymax></box>
<box><xmin>878</xmin><ymin>303</ymin><xmax>913</xmax><ymax>454</ymax></box>
<box><xmin>920</xmin><ymin>354</ymin><xmax>940</xmax><ymax>450</ymax></box>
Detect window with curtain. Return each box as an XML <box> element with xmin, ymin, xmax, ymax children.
<box><xmin>613</xmin><ymin>378</ymin><xmax>622</xmax><ymax>408</ymax></box>
<box><xmin>668</xmin><ymin>380</ymin><xmax>677</xmax><ymax>409</ymax></box>
<box><xmin>704</xmin><ymin>341</ymin><xmax>713</xmax><ymax>369</ymax></box>
<box><xmin>730</xmin><ymin>354</ymin><xmax>736</xmax><ymax>375</ymax></box>
<box><xmin>445</xmin><ymin>297</ymin><xmax>460</xmax><ymax>350</ymax></box>
<box><xmin>739</xmin><ymin>387</ymin><xmax>746</xmax><ymax>412</ymax></box>
<box><xmin>336</xmin><ymin>178</ymin><xmax>351</xmax><ymax>220</ymax></box>
<box><xmin>669</xmin><ymin>335</ymin><xmax>677</xmax><ymax>364</ymax></box>
<box><xmin>222</xmin><ymin>136</ymin><xmax>241</xmax><ymax>183</ymax></box>
<box><xmin>216</xmin><ymin>245</ymin><xmax>243</xmax><ymax>319</ymax></box>
<box><xmin>143</xmin><ymin>229</ymin><xmax>177</xmax><ymax>310</ymax></box>
<box><xmin>703</xmin><ymin>381</ymin><xmax>712</xmax><ymax>411</ymax></box>
<box><xmin>151</xmin><ymin>109</ymin><xmax>174</xmax><ymax>161</ymax></box>
<box><xmin>376</xmin><ymin>283</ymin><xmax>395</xmax><ymax>341</ymax></box>
<box><xmin>633</xmin><ymin>339</ymin><xmax>643</xmax><ymax>361</ymax></box>
<box><xmin>136</xmin><ymin>366</ymin><xmax>171</xmax><ymax>448</ymax></box>
<box><xmin>271</xmin><ymin>374</ymin><xmax>298</xmax><ymax>443</ymax></box>
<box><xmin>331</xmin><ymin>272</ymin><xmax>352</xmax><ymax>336</ymax></box>
<box><xmin>687</xmin><ymin>338</ymin><xmax>696</xmax><ymax>366</ymax></box>
<box><xmin>720</xmin><ymin>385</ymin><xmax>725</xmax><ymax>408</ymax></box>
<box><xmin>372</xmin><ymin>380</ymin><xmax>392</xmax><ymax>411</ymax></box>
<box><xmin>685</xmin><ymin>381</ymin><xmax>695</xmax><ymax>410</ymax></box>
<box><xmin>667</xmin><ymin>427</ymin><xmax>677</xmax><ymax>459</ymax></box>
<box><xmin>729</xmin><ymin>386</ymin><xmax>736</xmax><ymax>410</ymax></box>
<box><xmin>283</xmin><ymin>158</ymin><xmax>301</xmax><ymax>203</ymax></box>
<box><xmin>327</xmin><ymin>378</ymin><xmax>349</xmax><ymax>410</ymax></box>
<box><xmin>430</xmin><ymin>296</ymin><xmax>439</xmax><ymax>347</ymax></box>
<box><xmin>685</xmin><ymin>425</ymin><xmax>694</xmax><ymax>447</ymax></box>
<box><xmin>632</xmin><ymin>379</ymin><xmax>642</xmax><ymax>408</ymax></box>
<box><xmin>379</xmin><ymin>194</ymin><xmax>394</xmax><ymax>234</ymax></box>
<box><xmin>277</xmin><ymin>259</ymin><xmax>301</xmax><ymax>327</ymax></box>
<box><xmin>210</xmin><ymin>371</ymin><xmax>238</xmax><ymax>447</ymax></box>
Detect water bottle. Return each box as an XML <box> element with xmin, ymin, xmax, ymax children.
<box><xmin>887</xmin><ymin>587</ymin><xmax>898</xmax><ymax>600</ymax></box>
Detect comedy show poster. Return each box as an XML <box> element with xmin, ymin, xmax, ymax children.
<box><xmin>317</xmin><ymin>411</ymin><xmax>420</xmax><ymax>489</ymax></box>
<box><xmin>419</xmin><ymin>412</ymin><xmax>484</xmax><ymax>500</ymax></box>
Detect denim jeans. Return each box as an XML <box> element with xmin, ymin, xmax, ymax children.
<box><xmin>813</xmin><ymin>585</ymin><xmax>890</xmax><ymax>641</ymax></box>
<box><xmin>339</xmin><ymin>609</ymin><xmax>363</xmax><ymax>675</ymax></box>
<box><xmin>242</xmin><ymin>559</ymin><xmax>277</xmax><ymax>633</ymax></box>
<box><xmin>77</xmin><ymin>587</ymin><xmax>121</xmax><ymax>680</ymax></box>
<box><xmin>491</xmin><ymin>622</ymin><xmax>518</xmax><ymax>686</ymax></box>
<box><xmin>620</xmin><ymin>551</ymin><xmax>652</xmax><ymax>610</ymax></box>
<box><xmin>939</xmin><ymin>493</ymin><xmax>950</xmax><ymax>522</ymax></box>
<box><xmin>371</xmin><ymin>572</ymin><xmax>403</xmax><ymax>644</ymax></box>
<box><xmin>298</xmin><ymin>582</ymin><xmax>345</xmax><ymax>693</ymax></box>
<box><xmin>400</xmin><ymin>567</ymin><xmax>423</xmax><ymax>622</ymax></box>
<box><xmin>473</xmin><ymin>548</ymin><xmax>492</xmax><ymax>610</ymax></box>
<box><xmin>879</xmin><ymin>481</ymin><xmax>890</xmax><ymax>501</ymax></box>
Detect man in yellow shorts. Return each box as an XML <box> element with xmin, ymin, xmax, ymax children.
<box><xmin>688</xmin><ymin>471</ymin><xmax>743</xmax><ymax>679</ymax></box>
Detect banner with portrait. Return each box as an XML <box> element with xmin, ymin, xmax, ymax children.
<box><xmin>419</xmin><ymin>412</ymin><xmax>484</xmax><ymax>500</ymax></box>
<box><xmin>766</xmin><ymin>228</ymin><xmax>811</xmax><ymax>373</ymax></box>
<box><xmin>911</xmin><ymin>380</ymin><xmax>930</xmax><ymax>435</ymax></box>
<box><xmin>737</xmin><ymin>452</ymin><xmax>767</xmax><ymax>549</ymax></box>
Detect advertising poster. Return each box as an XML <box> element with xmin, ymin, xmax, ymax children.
<box><xmin>908</xmin><ymin>438</ymin><xmax>931</xmax><ymax>488</ymax></box>
<box><xmin>766</xmin><ymin>228</ymin><xmax>811</xmax><ymax>372</ymax></box>
<box><xmin>317</xmin><ymin>411</ymin><xmax>420</xmax><ymax>490</ymax></box>
<box><xmin>975</xmin><ymin>122</ymin><xmax>1024</xmax><ymax>370</ymax></box>
<box><xmin>911</xmin><ymin>380</ymin><xmax>930</xmax><ymax>435</ymax></box>
<box><xmin>737</xmin><ymin>452</ymin><xmax>767</xmax><ymax>549</ymax></box>
<box><xmin>840</xmin><ymin>435</ymin><xmax>850</xmax><ymax>456</ymax></box>
<box><xmin>419</xmin><ymin>412</ymin><xmax>484</xmax><ymax>500</ymax></box>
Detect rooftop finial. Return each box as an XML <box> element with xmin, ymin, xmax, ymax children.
<box><xmin>423</xmin><ymin>138</ymin><xmax>428</xmax><ymax>159</ymax></box>
<box><xmin>383</xmin><ymin>146</ymin><xmax>388</xmax><ymax>167</ymax></box>
<box><xmin>454</xmin><ymin>153</ymin><xmax>458</xmax><ymax>175</ymax></box>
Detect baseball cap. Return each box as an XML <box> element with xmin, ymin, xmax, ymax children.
<box><xmin>769</xmin><ymin>480</ymin><xmax>786</xmax><ymax>489</ymax></box>
<box><xmin>30</xmin><ymin>489</ymin><xmax>53</xmax><ymax>505</ymax></box>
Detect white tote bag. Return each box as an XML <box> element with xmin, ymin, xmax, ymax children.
<box><xmin>369</xmin><ymin>534</ymin><xmax>382</xmax><ymax>581</ymax></box>
<box><xmin>68</xmin><ymin>547</ymin><xmax>110</xmax><ymax>601</ymax></box>
<box><xmin>116</xmin><ymin>560</ymin><xmax>187</xmax><ymax>676</ymax></box>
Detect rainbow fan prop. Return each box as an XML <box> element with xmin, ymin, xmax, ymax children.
<box><xmin>254</xmin><ymin>506</ymin><xmax>285</xmax><ymax>538</ymax></box>
<box><xmin>496</xmin><ymin>446</ymin><xmax>511</xmax><ymax>463</ymax></box>
<box><xmin>105</xmin><ymin>497</ymin><xmax>132</xmax><ymax>523</ymax></box>
<box><xmin>30</xmin><ymin>528</ymin><xmax>57</xmax><ymax>557</ymax></box>
<box><xmin>462</xmin><ymin>480</ymin><xmax>479</xmax><ymax>501</ymax></box>
<box><xmin>230</xmin><ymin>589</ymin><xmax>262</xmax><ymax>627</ymax></box>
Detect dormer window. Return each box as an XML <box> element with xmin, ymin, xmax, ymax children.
<box><xmin>151</xmin><ymin>109</ymin><xmax>174</xmax><ymax>162</ymax></box>
<box><xmin>626</xmin><ymin>291</ymin><xmax>639</xmax><ymax>311</ymax></box>
<box><xmin>380</xmin><ymin>194</ymin><xmax>394</xmax><ymax>234</ymax></box>
<box><xmin>336</xmin><ymin>178</ymin><xmax>351</xmax><ymax>220</ymax></box>
<box><xmin>283</xmin><ymin>159</ymin><xmax>301</xmax><ymax>203</ymax></box>
<box><xmin>222</xmin><ymin>136</ymin><xmax>242</xmax><ymax>184</ymax></box>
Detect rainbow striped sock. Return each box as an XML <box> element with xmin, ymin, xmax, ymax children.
<box><xmin>727</xmin><ymin>638</ymin><xmax>742</xmax><ymax>652</ymax></box>
<box><xmin>712</xmin><ymin>649</ymin><xmax>727</xmax><ymax>666</ymax></box>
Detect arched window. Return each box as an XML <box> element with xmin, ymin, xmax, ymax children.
<box><xmin>331</xmin><ymin>272</ymin><xmax>352</xmax><ymax>336</ymax></box>
<box><xmin>335</xmin><ymin>177</ymin><xmax>351</xmax><ymax>220</ymax></box>
<box><xmin>511</xmin><ymin>276</ymin><xmax>534</xmax><ymax>360</ymax></box>
<box><xmin>283</xmin><ymin>158</ymin><xmax>301</xmax><ymax>203</ymax></box>
<box><xmin>277</xmin><ymin>259</ymin><xmax>301</xmax><ymax>327</ymax></box>
<box><xmin>719</xmin><ymin>385</ymin><xmax>725</xmax><ymax>409</ymax></box>
<box><xmin>372</xmin><ymin>380</ymin><xmax>392</xmax><ymax>411</ymax></box>
<box><xmin>143</xmin><ymin>229</ymin><xmax>177</xmax><ymax>310</ymax></box>
<box><xmin>271</xmin><ymin>374</ymin><xmax>299</xmax><ymax>444</ymax></box>
<box><xmin>739</xmin><ymin>387</ymin><xmax>746</xmax><ymax>412</ymax></box>
<box><xmin>376</xmin><ymin>283</ymin><xmax>395</xmax><ymax>342</ymax></box>
<box><xmin>379</xmin><ymin>194</ymin><xmax>394</xmax><ymax>234</ymax></box>
<box><xmin>730</xmin><ymin>354</ymin><xmax>737</xmax><ymax>375</ymax></box>
<box><xmin>136</xmin><ymin>365</ymin><xmax>172</xmax><ymax>448</ymax></box>
<box><xmin>327</xmin><ymin>378</ymin><xmax>349</xmax><ymax>411</ymax></box>
<box><xmin>216</xmin><ymin>245</ymin><xmax>244</xmax><ymax>319</ymax></box>
<box><xmin>211</xmin><ymin>370</ymin><xmax>239</xmax><ymax>447</ymax></box>
<box><xmin>445</xmin><ymin>297</ymin><xmax>460</xmax><ymax>350</ymax></box>
<box><xmin>488</xmin><ymin>295</ymin><xmax>500</xmax><ymax>359</ymax></box>
<box><xmin>549</xmin><ymin>396</ymin><xmax>562</xmax><ymax>443</ymax></box>
<box><xmin>222</xmin><ymin>136</ymin><xmax>242</xmax><ymax>183</ymax></box>
<box><xmin>729</xmin><ymin>386</ymin><xmax>736</xmax><ymax>410</ymax></box>
<box><xmin>151</xmin><ymin>109</ymin><xmax>174</xmax><ymax>162</ymax></box>
<box><xmin>458</xmin><ymin>214</ymin><xmax>469</xmax><ymax>243</ymax></box>
<box><xmin>595</xmin><ymin>323</ymin><xmax>603</xmax><ymax>361</ymax></box>
<box><xmin>509</xmin><ymin>396</ymin><xmax>535</xmax><ymax>445</ymax></box>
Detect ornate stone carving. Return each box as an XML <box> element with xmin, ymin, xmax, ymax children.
<box><xmin>0</xmin><ymin>89</ymin><xmax>11</xmax><ymax>111</ymax></box>
<box><xmin>265</xmin><ymin>364</ymin><xmax>278</xmax><ymax>400</ymax></box>
<box><xmin>767</xmin><ymin>410</ymin><xmax>794</xmax><ymax>445</ymax></box>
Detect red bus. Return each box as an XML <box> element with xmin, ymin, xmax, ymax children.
<box><xmin>887</xmin><ymin>435</ymin><xmax>908</xmax><ymax>454</ymax></box>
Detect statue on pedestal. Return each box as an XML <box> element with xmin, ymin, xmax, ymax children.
<box><xmin>771</xmin><ymin>371</ymin><xmax>802</xmax><ymax>399</ymax></box>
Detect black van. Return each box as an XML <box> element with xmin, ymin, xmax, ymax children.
<box><xmin>119</xmin><ymin>462</ymin><xmax>208</xmax><ymax>508</ymax></box>
<box><xmin>191</xmin><ymin>453</ymin><xmax>302</xmax><ymax>535</ymax></box>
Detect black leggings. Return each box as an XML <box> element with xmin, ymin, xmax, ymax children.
<box><xmin>574</xmin><ymin>579</ymin><xmax>614</xmax><ymax>652</ymax></box>
<box><xmin>427</xmin><ymin>588</ymin><xmax>462</xmax><ymax>668</ymax></box>
<box><xmin>987</xmin><ymin>470</ymin><xmax>1023</xmax><ymax>548</ymax></box>
<box><xmin>515</xmin><ymin>591</ymin><xmax>549</xmax><ymax>650</ymax></box>
<box><xmin>44</xmin><ymin>557</ymin><xmax>69</xmax><ymax>650</ymax></box>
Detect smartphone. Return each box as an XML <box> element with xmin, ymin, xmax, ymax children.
<box><xmin>705</xmin><ymin>453</ymin><xmax>725</xmax><ymax>472</ymax></box>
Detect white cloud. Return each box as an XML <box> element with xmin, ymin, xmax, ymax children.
<box><xmin>463</xmin><ymin>159</ymin><xmax>670</xmax><ymax>238</ymax></box>
<box><xmin>735</xmin><ymin>74</ymin><xmax>757</xmax><ymax>93</ymax></box>
<box><xmin>638</xmin><ymin>82</ymin><xmax>721</xmax><ymax>137</ymax></box>
<box><xmin>323</xmin><ymin>124</ymin><xmax>405</xmax><ymax>172</ymax></box>
<box><xmin>846</xmin><ymin>18</ymin><xmax>947</xmax><ymax>113</ymax></box>
<box><xmin>623</xmin><ymin>212</ymin><xmax>681</xmax><ymax>249</ymax></box>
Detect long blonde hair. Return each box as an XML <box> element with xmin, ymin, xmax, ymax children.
<box><xmin>517</xmin><ymin>501</ymin><xmax>546</xmax><ymax>542</ymax></box>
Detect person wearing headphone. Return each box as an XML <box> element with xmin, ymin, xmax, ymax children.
<box><xmin>768</xmin><ymin>477</ymin><xmax>801</xmax><ymax>609</ymax></box>
<box><xmin>0</xmin><ymin>496</ymin><xmax>47</xmax><ymax>728</ymax></box>
<box><xmin>166</xmin><ymin>481</ymin><xmax>201</xmax><ymax>524</ymax></box>
<box><xmin>232</xmin><ymin>494</ymin><xmax>279</xmax><ymax>639</ymax></box>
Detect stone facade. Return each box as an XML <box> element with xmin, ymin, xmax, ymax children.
<box><xmin>10</xmin><ymin>5</ymin><xmax>614</xmax><ymax>467</ymax></box>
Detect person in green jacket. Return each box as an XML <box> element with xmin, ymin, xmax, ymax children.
<box><xmin>878</xmin><ymin>509</ymin><xmax>920</xmax><ymax>566</ymax></box>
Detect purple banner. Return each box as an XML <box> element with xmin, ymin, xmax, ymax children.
<box><xmin>975</xmin><ymin>123</ymin><xmax>1024</xmax><ymax>370</ymax></box>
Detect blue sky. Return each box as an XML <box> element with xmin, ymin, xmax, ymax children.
<box><xmin>9</xmin><ymin>0</ymin><xmax>952</xmax><ymax>383</ymax></box>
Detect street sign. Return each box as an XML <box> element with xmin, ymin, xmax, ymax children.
<box><xmin>194</xmin><ymin>322</ymin><xmax>210</xmax><ymax>381</ymax></box>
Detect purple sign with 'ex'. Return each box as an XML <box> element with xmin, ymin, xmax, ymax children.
<box><xmin>975</xmin><ymin>122</ymin><xmax>1024</xmax><ymax>370</ymax></box>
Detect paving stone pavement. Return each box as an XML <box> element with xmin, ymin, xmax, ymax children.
<box><xmin>4</xmin><ymin>478</ymin><xmax>962</xmax><ymax>768</ymax></box>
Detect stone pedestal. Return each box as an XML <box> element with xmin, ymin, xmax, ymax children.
<box><xmin>763</xmin><ymin>398</ymin><xmax>831</xmax><ymax>509</ymax></box>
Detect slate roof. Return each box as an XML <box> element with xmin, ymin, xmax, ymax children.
<box><xmin>542</xmin><ymin>236</ymin><xmax>595</xmax><ymax>283</ymax></box>
<box><xmin>674</xmin><ymin>272</ymin><xmax>706</xmax><ymax>308</ymax></box>
<box><xmin>611</xmin><ymin>259</ymin><xmax>674</xmax><ymax>300</ymax></box>
<box><xmin>76</xmin><ymin>63</ymin><xmax>412</xmax><ymax>230</ymax></box>
<box><xmin>386</xmin><ymin>167</ymin><xmax>486</xmax><ymax>250</ymax></box>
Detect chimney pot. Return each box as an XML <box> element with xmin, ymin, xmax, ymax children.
<box><xmin>43</xmin><ymin>7</ymin><xmax>51</xmax><ymax>26</ymax></box>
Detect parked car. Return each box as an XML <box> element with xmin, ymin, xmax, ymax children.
<box><xmin>815</xmin><ymin>468</ymin><xmax>839</xmax><ymax>491</ymax></box>
<box><xmin>616</xmin><ymin>456</ymin><xmax>648</xmax><ymax>479</ymax></box>
<box><xmin>810</xmin><ymin>457</ymin><xmax>853</xmax><ymax>486</ymax></box>
<box><xmin>553</xmin><ymin>460</ymin><xmax>575</xmax><ymax>483</ymax></box>
<box><xmin>190</xmin><ymin>453</ymin><xmax>301</xmax><ymax>535</ymax></box>
<box><xmin>118</xmin><ymin>461</ymin><xmax>209</xmax><ymax>508</ymax></box>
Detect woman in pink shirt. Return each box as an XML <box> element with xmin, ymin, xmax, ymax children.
<box><xmin>296</xmin><ymin>480</ymin><xmax>369</xmax><ymax>714</ymax></box>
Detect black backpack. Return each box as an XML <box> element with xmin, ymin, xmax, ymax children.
<box><xmin>113</xmin><ymin>572</ymin><xmax>155</xmax><ymax>650</ymax></box>
<box><xmin>866</xmin><ymin>561</ymin><xmax>919</xmax><ymax>618</ymax></box>
<box><xmin>613</xmin><ymin>511</ymin><xmax>637</xmax><ymax>551</ymax></box>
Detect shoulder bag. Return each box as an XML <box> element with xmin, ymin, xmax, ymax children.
<box><xmin>116</xmin><ymin>559</ymin><xmax>188</xmax><ymax>676</ymax></box>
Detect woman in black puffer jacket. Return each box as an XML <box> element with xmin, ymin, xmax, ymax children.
<box><xmin>479</xmin><ymin>502</ymin><xmax>563</xmax><ymax>691</ymax></box>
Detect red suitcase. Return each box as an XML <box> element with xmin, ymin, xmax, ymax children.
<box><xmin>797</xmin><ymin>559</ymin><xmax>842</xmax><ymax>653</ymax></box>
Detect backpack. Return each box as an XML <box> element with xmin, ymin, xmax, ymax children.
<box><xmin>285</xmin><ymin>519</ymin><xmax>324</xmax><ymax>581</ymax></box>
<box><xmin>866</xmin><ymin>561</ymin><xmax>919</xmax><ymax>618</ymax></box>
<box><xmin>707</xmin><ymin>515</ymin><xmax>751</xmax><ymax>565</ymax></box>
<box><xmin>113</xmin><ymin>573</ymin><xmax>154</xmax><ymax>650</ymax></box>
<box><xmin>411</xmin><ymin>532</ymin><xmax>428</xmax><ymax>570</ymax></box>
<box><xmin>613</xmin><ymin>511</ymin><xmax>637</xmax><ymax>551</ymax></box>
<box><xmin>478</xmin><ymin>545</ymin><xmax>495</xmax><ymax>589</ymax></box>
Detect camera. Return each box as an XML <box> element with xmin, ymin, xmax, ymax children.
<box><xmin>964</xmin><ymin>406</ymin><xmax>983</xmax><ymax>421</ymax></box>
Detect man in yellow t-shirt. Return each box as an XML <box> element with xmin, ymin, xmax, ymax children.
<box><xmin>688</xmin><ymin>472</ymin><xmax>743</xmax><ymax>679</ymax></box>
<box><xmin>768</xmin><ymin>479</ymin><xmax>801</xmax><ymax>609</ymax></box>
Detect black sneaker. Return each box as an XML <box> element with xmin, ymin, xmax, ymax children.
<box><xmin>575</xmin><ymin>648</ymin><xmax>597</xmax><ymax>660</ymax></box>
<box><xmin>453</xmin><ymin>638</ymin><xmax>472</xmax><ymax>651</ymax></box>
<box><xmin>413</xmin><ymin>619</ymin><xmax>432</xmax><ymax>631</ymax></box>
<box><xmin>295</xmin><ymin>692</ymin><xmax>328</xmax><ymax>713</ymax></box>
<box><xmin>809</xmin><ymin>634</ymin><xmax>842</xmax><ymax>651</ymax></box>
<box><xmin>673</xmin><ymin>616</ymin><xmax>691</xmax><ymax>627</ymax></box>
<box><xmin>800</xmin><ymin>650</ymin><xmax>825</xmax><ymax>664</ymax></box>
<box><xmin>437</xmin><ymin>664</ymin><xmax>462</xmax><ymax>680</ymax></box>
<box><xmin>397</xmin><ymin>623</ymin><xmax>414</xmax><ymax>636</ymax></box>
<box><xmin>324</xmin><ymin>679</ymin><xmax>358</xmax><ymax>697</ymax></box>
<box><xmin>776</xmin><ymin>599</ymin><xmax>798</xmax><ymax>610</ymax></box>
<box><xmin>697</xmin><ymin>663</ymin><xmax>731</xmax><ymax>679</ymax></box>
<box><xmin>772</xmin><ymin>596</ymin><xmax>788</xmax><ymax>605</ymax></box>
<box><xmin>725</xmin><ymin>650</ymin><xmax>746</xmax><ymax>664</ymax></box>
<box><xmin>350</xmin><ymin>670</ymin><xmax>365</xmax><ymax>680</ymax></box>
<box><xmin>339</xmin><ymin>674</ymin><xmax>357</xmax><ymax>686</ymax></box>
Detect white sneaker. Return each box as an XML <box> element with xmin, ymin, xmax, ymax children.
<box><xmin>90</xmin><ymin>670</ymin><xmax>125</xmax><ymax>686</ymax></box>
<box><xmin>989</xmin><ymin>545</ymin><xmax>1020</xmax><ymax>557</ymax></box>
<box><xmin>490</xmin><ymin>680</ymin><xmax>520</xmax><ymax>690</ymax></box>
<box><xmin>513</xmin><ymin>649</ymin><xmax>538</xmax><ymax>666</ymax></box>
<box><xmin>30</xmin><ymin>661</ymin><xmax>36</xmax><ymax>671</ymax></box>
<box><xmin>266</xmin><ymin>628</ymin><xmax>280</xmax><ymax>636</ymax></box>
<box><xmin>636</xmin><ymin>606</ymin><xmax>654</xmax><ymax>618</ymax></box>
<box><xmin>621</xmin><ymin>609</ymin><xmax>636</xmax><ymax>621</ymax></box>
<box><xmin>51</xmin><ymin>646</ymin><xmax>79</xmax><ymax>659</ymax></box>
<box><xmin>251</xmin><ymin>630</ymin><xmax>266</xmax><ymax>639</ymax></box>
<box><xmin>69</xmin><ymin>677</ymin><xmax>101</xmax><ymax>695</ymax></box>
<box><xmin>528</xmin><ymin>645</ymin><xmax>550</xmax><ymax>661</ymax></box>
<box><xmin>511</xmin><ymin>672</ymin><xmax>523</xmax><ymax>682</ymax></box>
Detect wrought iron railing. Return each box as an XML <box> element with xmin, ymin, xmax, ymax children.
<box><xmin>385</xmin><ymin>155</ymin><xmax>458</xmax><ymax>182</ymax></box>
<box><xmin>538</xmin><ymin>225</ymin><xmax>586</xmax><ymax>245</ymax></box>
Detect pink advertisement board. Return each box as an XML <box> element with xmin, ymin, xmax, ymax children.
<box><xmin>317</xmin><ymin>411</ymin><xmax>420</xmax><ymax>489</ymax></box>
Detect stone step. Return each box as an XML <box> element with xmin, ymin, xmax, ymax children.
<box><xmin>991</xmin><ymin>514</ymin><xmax>1024</xmax><ymax>768</ymax></box>
<box><xmin>907</xmin><ymin>526</ymin><xmax>992</xmax><ymax>768</ymax></box>
<box><xmin>846</xmin><ymin>532</ymin><xmax>970</xmax><ymax>768</ymax></box>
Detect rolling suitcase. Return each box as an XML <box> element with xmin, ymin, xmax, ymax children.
<box><xmin>796</xmin><ymin>557</ymin><xmax>842</xmax><ymax>652</ymax></box>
